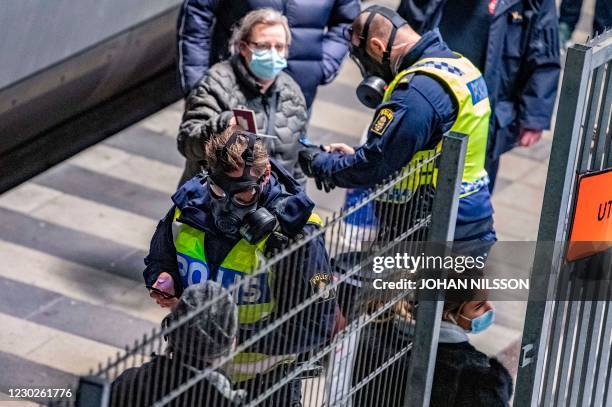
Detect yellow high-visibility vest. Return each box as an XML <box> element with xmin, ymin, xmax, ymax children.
<box><xmin>378</xmin><ymin>54</ymin><xmax>491</xmax><ymax>203</ymax></box>
<box><xmin>171</xmin><ymin>207</ymin><xmax>323</xmax><ymax>381</ymax></box>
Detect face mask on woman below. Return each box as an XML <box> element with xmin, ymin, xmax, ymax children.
<box><xmin>249</xmin><ymin>48</ymin><xmax>287</xmax><ymax>80</ymax></box>
<box><xmin>457</xmin><ymin>309</ymin><xmax>495</xmax><ymax>334</ymax></box>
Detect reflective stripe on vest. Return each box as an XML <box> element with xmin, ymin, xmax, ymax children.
<box><xmin>171</xmin><ymin>208</ymin><xmax>323</xmax><ymax>382</ymax></box>
<box><xmin>378</xmin><ymin>54</ymin><xmax>491</xmax><ymax>203</ymax></box>
<box><xmin>225</xmin><ymin>352</ymin><xmax>298</xmax><ymax>383</ymax></box>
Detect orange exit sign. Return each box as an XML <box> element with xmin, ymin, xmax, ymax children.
<box><xmin>566</xmin><ymin>169</ymin><xmax>612</xmax><ymax>262</ymax></box>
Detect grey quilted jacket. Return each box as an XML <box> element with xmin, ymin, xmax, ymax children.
<box><xmin>177</xmin><ymin>55</ymin><xmax>308</xmax><ymax>184</ymax></box>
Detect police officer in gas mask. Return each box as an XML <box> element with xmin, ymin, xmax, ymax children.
<box><xmin>144</xmin><ymin>127</ymin><xmax>336</xmax><ymax>405</ymax></box>
<box><xmin>299</xmin><ymin>5</ymin><xmax>496</xmax><ymax>243</ymax></box>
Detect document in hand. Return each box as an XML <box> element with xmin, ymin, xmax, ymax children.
<box><xmin>233</xmin><ymin>108</ymin><xmax>258</xmax><ymax>133</ymax></box>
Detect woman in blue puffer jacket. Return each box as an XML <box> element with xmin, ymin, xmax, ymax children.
<box><xmin>177</xmin><ymin>0</ymin><xmax>360</xmax><ymax>108</ymax></box>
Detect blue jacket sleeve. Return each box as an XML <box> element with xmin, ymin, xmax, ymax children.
<box><xmin>519</xmin><ymin>0</ymin><xmax>561</xmax><ymax>130</ymax></box>
<box><xmin>177</xmin><ymin>0</ymin><xmax>220</xmax><ymax>96</ymax></box>
<box><xmin>320</xmin><ymin>0</ymin><xmax>361</xmax><ymax>84</ymax></box>
<box><xmin>143</xmin><ymin>208</ymin><xmax>183</xmax><ymax>297</ymax></box>
<box><xmin>311</xmin><ymin>77</ymin><xmax>454</xmax><ymax>188</ymax></box>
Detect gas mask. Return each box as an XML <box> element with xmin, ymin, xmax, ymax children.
<box><xmin>348</xmin><ymin>5</ymin><xmax>408</xmax><ymax>108</ymax></box>
<box><xmin>208</xmin><ymin>131</ymin><xmax>277</xmax><ymax>244</ymax></box>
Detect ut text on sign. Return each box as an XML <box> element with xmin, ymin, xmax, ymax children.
<box><xmin>567</xmin><ymin>169</ymin><xmax>612</xmax><ymax>262</ymax></box>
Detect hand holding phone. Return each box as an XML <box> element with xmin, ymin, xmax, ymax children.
<box><xmin>149</xmin><ymin>272</ymin><xmax>179</xmax><ymax>308</ymax></box>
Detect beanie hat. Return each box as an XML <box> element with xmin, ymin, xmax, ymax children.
<box><xmin>165</xmin><ymin>282</ymin><xmax>238</xmax><ymax>365</ymax></box>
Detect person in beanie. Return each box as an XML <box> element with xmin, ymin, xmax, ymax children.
<box><xmin>110</xmin><ymin>282</ymin><xmax>246</xmax><ymax>406</ymax></box>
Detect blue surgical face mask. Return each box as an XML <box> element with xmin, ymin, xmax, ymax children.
<box><xmin>460</xmin><ymin>309</ymin><xmax>495</xmax><ymax>334</ymax></box>
<box><xmin>248</xmin><ymin>48</ymin><xmax>287</xmax><ymax>80</ymax></box>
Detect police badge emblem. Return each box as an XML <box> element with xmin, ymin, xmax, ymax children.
<box><xmin>370</xmin><ymin>108</ymin><xmax>394</xmax><ymax>136</ymax></box>
<box><xmin>310</xmin><ymin>272</ymin><xmax>336</xmax><ymax>302</ymax></box>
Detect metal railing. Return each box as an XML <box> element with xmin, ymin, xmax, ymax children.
<box><xmin>514</xmin><ymin>29</ymin><xmax>612</xmax><ymax>407</ymax></box>
<box><xmin>67</xmin><ymin>133</ymin><xmax>468</xmax><ymax>407</ymax></box>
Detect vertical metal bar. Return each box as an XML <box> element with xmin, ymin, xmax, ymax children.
<box><xmin>514</xmin><ymin>43</ymin><xmax>594</xmax><ymax>407</ymax></box>
<box><xmin>593</xmin><ymin>64</ymin><xmax>612</xmax><ymax>170</ymax></box>
<box><xmin>403</xmin><ymin>132</ymin><xmax>467</xmax><ymax>407</ymax></box>
<box><xmin>567</xmin><ymin>286</ymin><xmax>595</xmax><ymax>406</ymax></box>
<box><xmin>577</xmin><ymin>65</ymin><xmax>605</xmax><ymax>171</ymax></box>
<box><xmin>592</xmin><ymin>302</ymin><xmax>612</xmax><ymax>407</ymax></box>
<box><xmin>576</xmin><ymin>300</ymin><xmax>606</xmax><ymax>406</ymax></box>
<box><xmin>604</xmin><ymin>351</ymin><xmax>612</xmax><ymax>407</ymax></box>
<box><xmin>554</xmin><ymin>294</ymin><xmax>582</xmax><ymax>406</ymax></box>
<box><xmin>541</xmin><ymin>300</ymin><xmax>564</xmax><ymax>406</ymax></box>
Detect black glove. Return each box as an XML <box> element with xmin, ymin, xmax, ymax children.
<box><xmin>264</xmin><ymin>231</ymin><xmax>291</xmax><ymax>257</ymax></box>
<box><xmin>315</xmin><ymin>177</ymin><xmax>336</xmax><ymax>193</ymax></box>
<box><xmin>298</xmin><ymin>148</ymin><xmax>336</xmax><ymax>192</ymax></box>
<box><xmin>298</xmin><ymin>147</ymin><xmax>320</xmax><ymax>178</ymax></box>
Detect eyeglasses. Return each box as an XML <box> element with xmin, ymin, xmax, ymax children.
<box><xmin>247</xmin><ymin>41</ymin><xmax>288</xmax><ymax>54</ymax></box>
<box><xmin>208</xmin><ymin>178</ymin><xmax>261</xmax><ymax>207</ymax></box>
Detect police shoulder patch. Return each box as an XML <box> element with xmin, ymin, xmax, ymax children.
<box><xmin>310</xmin><ymin>272</ymin><xmax>336</xmax><ymax>302</ymax></box>
<box><xmin>370</xmin><ymin>107</ymin><xmax>394</xmax><ymax>136</ymax></box>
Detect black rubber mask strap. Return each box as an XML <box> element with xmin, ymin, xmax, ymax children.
<box><xmin>384</xmin><ymin>26</ymin><xmax>398</xmax><ymax>64</ymax></box>
<box><xmin>359</xmin><ymin>11</ymin><xmax>377</xmax><ymax>50</ymax></box>
<box><xmin>241</xmin><ymin>133</ymin><xmax>256</xmax><ymax>179</ymax></box>
<box><xmin>363</xmin><ymin>5</ymin><xmax>407</xmax><ymax>63</ymax></box>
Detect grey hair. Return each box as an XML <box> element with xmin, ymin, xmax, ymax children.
<box><xmin>230</xmin><ymin>8</ymin><xmax>291</xmax><ymax>54</ymax></box>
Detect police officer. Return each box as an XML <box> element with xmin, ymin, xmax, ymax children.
<box><xmin>299</xmin><ymin>5</ymin><xmax>496</xmax><ymax>242</ymax></box>
<box><xmin>144</xmin><ymin>127</ymin><xmax>336</xmax><ymax>406</ymax></box>
<box><xmin>397</xmin><ymin>0</ymin><xmax>561</xmax><ymax>191</ymax></box>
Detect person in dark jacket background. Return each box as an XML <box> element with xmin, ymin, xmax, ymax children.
<box><xmin>177</xmin><ymin>9</ymin><xmax>308</xmax><ymax>185</ymax></box>
<box><xmin>352</xmin><ymin>295</ymin><xmax>512</xmax><ymax>407</ymax></box>
<box><xmin>177</xmin><ymin>0</ymin><xmax>360</xmax><ymax>108</ymax></box>
<box><xmin>397</xmin><ymin>0</ymin><xmax>561</xmax><ymax>191</ymax></box>
<box><xmin>146</xmin><ymin>127</ymin><xmax>336</xmax><ymax>405</ymax></box>
<box><xmin>110</xmin><ymin>282</ymin><xmax>246</xmax><ymax>406</ymax></box>
<box><xmin>558</xmin><ymin>0</ymin><xmax>611</xmax><ymax>47</ymax></box>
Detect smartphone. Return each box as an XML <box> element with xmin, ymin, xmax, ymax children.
<box><xmin>299</xmin><ymin>138</ymin><xmax>325</xmax><ymax>151</ymax></box>
<box><xmin>147</xmin><ymin>286</ymin><xmax>175</xmax><ymax>299</ymax></box>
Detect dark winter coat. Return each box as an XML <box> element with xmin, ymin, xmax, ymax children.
<box><xmin>352</xmin><ymin>319</ymin><xmax>513</xmax><ymax>407</ymax></box>
<box><xmin>397</xmin><ymin>0</ymin><xmax>561</xmax><ymax>159</ymax></box>
<box><xmin>177</xmin><ymin>0</ymin><xmax>360</xmax><ymax>106</ymax></box>
<box><xmin>110</xmin><ymin>355</ymin><xmax>244</xmax><ymax>406</ymax></box>
<box><xmin>144</xmin><ymin>161</ymin><xmax>336</xmax><ymax>355</ymax></box>
<box><xmin>177</xmin><ymin>55</ymin><xmax>308</xmax><ymax>185</ymax></box>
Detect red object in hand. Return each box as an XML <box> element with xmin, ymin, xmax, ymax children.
<box><xmin>150</xmin><ymin>272</ymin><xmax>179</xmax><ymax>308</ymax></box>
